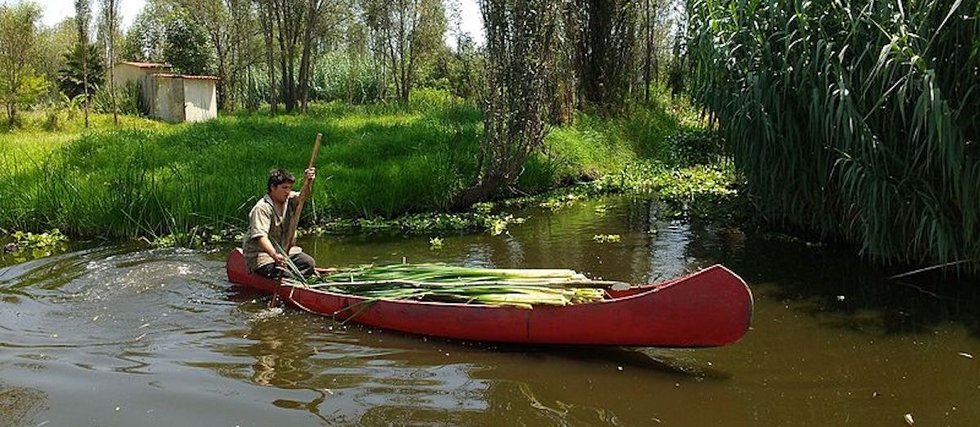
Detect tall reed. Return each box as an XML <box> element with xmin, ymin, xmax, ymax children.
<box><xmin>688</xmin><ymin>0</ymin><xmax>980</xmax><ymax>267</ymax></box>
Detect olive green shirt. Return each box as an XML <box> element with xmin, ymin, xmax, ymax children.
<box><xmin>242</xmin><ymin>192</ymin><xmax>301</xmax><ymax>272</ymax></box>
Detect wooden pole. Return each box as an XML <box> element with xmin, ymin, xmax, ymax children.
<box><xmin>270</xmin><ymin>133</ymin><xmax>321</xmax><ymax>308</ymax></box>
<box><xmin>283</xmin><ymin>133</ymin><xmax>321</xmax><ymax>252</ymax></box>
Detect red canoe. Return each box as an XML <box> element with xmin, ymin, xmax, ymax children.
<box><xmin>226</xmin><ymin>249</ymin><xmax>753</xmax><ymax>347</ymax></box>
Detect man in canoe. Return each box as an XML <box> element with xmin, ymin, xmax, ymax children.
<box><xmin>242</xmin><ymin>168</ymin><xmax>317</xmax><ymax>279</ymax></box>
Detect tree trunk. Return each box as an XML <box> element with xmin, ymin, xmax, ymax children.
<box><xmin>214</xmin><ymin>39</ymin><xmax>231</xmax><ymax>111</ymax></box>
<box><xmin>273</xmin><ymin>0</ymin><xmax>299</xmax><ymax>112</ymax></box>
<box><xmin>643</xmin><ymin>0</ymin><xmax>651</xmax><ymax>103</ymax></box>
<box><xmin>298</xmin><ymin>0</ymin><xmax>321</xmax><ymax>112</ymax></box>
<box><xmin>457</xmin><ymin>0</ymin><xmax>556</xmax><ymax>208</ymax></box>
<box><xmin>260</xmin><ymin>0</ymin><xmax>278</xmax><ymax>114</ymax></box>
<box><xmin>455</xmin><ymin>174</ymin><xmax>504</xmax><ymax>209</ymax></box>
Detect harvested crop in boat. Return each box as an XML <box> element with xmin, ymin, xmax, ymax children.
<box><xmin>285</xmin><ymin>263</ymin><xmax>625</xmax><ymax>308</ymax></box>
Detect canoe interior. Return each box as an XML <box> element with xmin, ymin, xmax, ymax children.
<box><xmin>225</xmin><ymin>249</ymin><xmax>753</xmax><ymax>347</ymax></box>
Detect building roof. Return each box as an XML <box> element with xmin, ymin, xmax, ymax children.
<box><xmin>118</xmin><ymin>61</ymin><xmax>172</xmax><ymax>69</ymax></box>
<box><xmin>150</xmin><ymin>73</ymin><xmax>220</xmax><ymax>81</ymax></box>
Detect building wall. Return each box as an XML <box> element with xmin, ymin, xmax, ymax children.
<box><xmin>113</xmin><ymin>64</ymin><xmax>168</xmax><ymax>89</ymax></box>
<box><xmin>143</xmin><ymin>76</ymin><xmax>185</xmax><ymax>123</ymax></box>
<box><xmin>133</xmin><ymin>72</ymin><xmax>218</xmax><ymax>123</ymax></box>
<box><xmin>182</xmin><ymin>80</ymin><xmax>218</xmax><ymax>122</ymax></box>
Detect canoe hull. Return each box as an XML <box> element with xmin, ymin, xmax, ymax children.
<box><xmin>226</xmin><ymin>249</ymin><xmax>753</xmax><ymax>347</ymax></box>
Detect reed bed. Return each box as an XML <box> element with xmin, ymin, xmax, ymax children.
<box><xmin>687</xmin><ymin>0</ymin><xmax>980</xmax><ymax>267</ymax></box>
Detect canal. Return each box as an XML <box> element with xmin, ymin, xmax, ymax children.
<box><xmin>1</xmin><ymin>195</ymin><xmax>978</xmax><ymax>425</ymax></box>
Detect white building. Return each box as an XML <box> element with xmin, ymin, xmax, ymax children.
<box><xmin>112</xmin><ymin>62</ymin><xmax>219</xmax><ymax>123</ymax></box>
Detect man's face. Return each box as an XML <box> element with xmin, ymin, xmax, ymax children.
<box><xmin>269</xmin><ymin>182</ymin><xmax>293</xmax><ymax>204</ymax></box>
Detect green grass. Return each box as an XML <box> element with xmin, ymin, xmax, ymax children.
<box><xmin>0</xmin><ymin>88</ymin><xmax>710</xmax><ymax>241</ymax></box>
<box><xmin>521</xmin><ymin>88</ymin><xmax>710</xmax><ymax>193</ymax></box>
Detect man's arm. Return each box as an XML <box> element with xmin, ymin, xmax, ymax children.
<box><xmin>256</xmin><ymin>235</ymin><xmax>285</xmax><ymax>266</ymax></box>
<box><xmin>247</xmin><ymin>203</ymin><xmax>285</xmax><ymax>266</ymax></box>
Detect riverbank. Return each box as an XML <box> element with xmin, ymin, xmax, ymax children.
<box><xmin>0</xmin><ymin>89</ymin><xmax>733</xmax><ymax>246</ymax></box>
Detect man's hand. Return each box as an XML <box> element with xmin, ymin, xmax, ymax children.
<box><xmin>304</xmin><ymin>167</ymin><xmax>316</xmax><ymax>182</ymax></box>
<box><xmin>272</xmin><ymin>252</ymin><xmax>286</xmax><ymax>266</ymax></box>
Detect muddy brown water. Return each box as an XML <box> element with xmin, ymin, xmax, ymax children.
<box><xmin>1</xmin><ymin>196</ymin><xmax>978</xmax><ymax>426</ymax></box>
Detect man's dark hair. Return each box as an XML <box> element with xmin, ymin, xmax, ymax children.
<box><xmin>267</xmin><ymin>168</ymin><xmax>295</xmax><ymax>192</ymax></box>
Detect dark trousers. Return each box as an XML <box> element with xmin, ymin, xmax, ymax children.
<box><xmin>255</xmin><ymin>252</ymin><xmax>316</xmax><ymax>279</ymax></box>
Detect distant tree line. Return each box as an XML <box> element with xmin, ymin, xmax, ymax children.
<box><xmin>1</xmin><ymin>0</ymin><xmax>685</xmax><ymax>123</ymax></box>
<box><xmin>2</xmin><ymin>0</ymin><xmax>686</xmax><ymax>204</ymax></box>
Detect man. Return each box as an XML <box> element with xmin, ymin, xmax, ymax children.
<box><xmin>242</xmin><ymin>167</ymin><xmax>317</xmax><ymax>278</ymax></box>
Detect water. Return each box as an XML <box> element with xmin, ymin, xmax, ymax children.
<box><xmin>2</xmin><ymin>195</ymin><xmax>978</xmax><ymax>426</ymax></box>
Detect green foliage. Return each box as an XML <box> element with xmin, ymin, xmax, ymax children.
<box><xmin>666</xmin><ymin>32</ymin><xmax>685</xmax><ymax>98</ymax></box>
<box><xmin>92</xmin><ymin>81</ymin><xmax>140</xmax><ymax>115</ymax></box>
<box><xmin>311</xmin><ymin>210</ymin><xmax>521</xmax><ymax>236</ymax></box>
<box><xmin>665</xmin><ymin>128</ymin><xmax>725</xmax><ymax>166</ymax></box>
<box><xmin>57</xmin><ymin>43</ymin><xmax>106</xmax><ymax>99</ymax></box>
<box><xmin>41</xmin><ymin>94</ymin><xmax>81</xmax><ymax>131</ymax></box>
<box><xmin>311</xmin><ymin>51</ymin><xmax>382</xmax><ymax>104</ymax></box>
<box><xmin>0</xmin><ymin>95</ymin><xmax>483</xmax><ymax>238</ymax></box>
<box><xmin>0</xmin><ymin>1</ymin><xmax>46</xmax><ymax>125</ymax></box>
<box><xmin>164</xmin><ymin>14</ymin><xmax>211</xmax><ymax>75</ymax></box>
<box><xmin>592</xmin><ymin>234</ymin><xmax>621</xmax><ymax>243</ymax></box>
<box><xmin>520</xmin><ymin>93</ymin><xmax>708</xmax><ymax>193</ymax></box>
<box><xmin>363</xmin><ymin>0</ymin><xmax>447</xmax><ymax>103</ymax></box>
<box><xmin>1</xmin><ymin>71</ymin><xmax>47</xmax><ymax>120</ymax></box>
<box><xmin>11</xmin><ymin>229</ymin><xmax>67</xmax><ymax>249</ymax></box>
<box><xmin>442</xmin><ymin>34</ymin><xmax>485</xmax><ymax>100</ymax></box>
<box><xmin>571</xmin><ymin>0</ymin><xmax>637</xmax><ymax>116</ymax></box>
<box><xmin>2</xmin><ymin>228</ymin><xmax>70</xmax><ymax>261</ymax></box>
<box><xmin>688</xmin><ymin>0</ymin><xmax>980</xmax><ymax>266</ymax></box>
<box><xmin>121</xmin><ymin>0</ymin><xmax>168</xmax><ymax>63</ymax></box>
<box><xmin>0</xmin><ymin>89</ymin><xmax>721</xmax><ymax>241</ymax></box>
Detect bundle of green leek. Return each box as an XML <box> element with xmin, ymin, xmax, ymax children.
<box><xmin>283</xmin><ymin>263</ymin><xmax>630</xmax><ymax>309</ymax></box>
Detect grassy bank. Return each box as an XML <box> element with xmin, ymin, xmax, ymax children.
<box><xmin>0</xmin><ymin>89</ymin><xmax>719</xmax><ymax>242</ymax></box>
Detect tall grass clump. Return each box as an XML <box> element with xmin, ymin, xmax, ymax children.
<box><xmin>520</xmin><ymin>90</ymin><xmax>716</xmax><ymax>193</ymax></box>
<box><xmin>311</xmin><ymin>51</ymin><xmax>383</xmax><ymax>104</ymax></box>
<box><xmin>688</xmin><ymin>0</ymin><xmax>980</xmax><ymax>268</ymax></box>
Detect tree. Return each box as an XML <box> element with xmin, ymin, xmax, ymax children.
<box><xmin>75</xmin><ymin>0</ymin><xmax>94</xmax><ymax>126</ymax></box>
<box><xmin>271</xmin><ymin>0</ymin><xmax>305</xmax><ymax>112</ymax></box>
<box><xmin>164</xmin><ymin>13</ymin><xmax>212</xmax><ymax>74</ymax></box>
<box><xmin>57</xmin><ymin>43</ymin><xmax>106</xmax><ymax>99</ymax></box>
<box><xmin>456</xmin><ymin>0</ymin><xmax>558</xmax><ymax>207</ymax></box>
<box><xmin>446</xmin><ymin>33</ymin><xmax>484</xmax><ymax>100</ymax></box>
<box><xmin>259</xmin><ymin>0</ymin><xmax>345</xmax><ymax>112</ymax></box>
<box><xmin>256</xmin><ymin>0</ymin><xmax>278</xmax><ymax>112</ymax></box>
<box><xmin>0</xmin><ymin>2</ymin><xmax>47</xmax><ymax>126</ymax></box>
<box><xmin>364</xmin><ymin>0</ymin><xmax>446</xmax><ymax>103</ymax></box>
<box><xmin>36</xmin><ymin>17</ymin><xmax>77</xmax><ymax>95</ymax></box>
<box><xmin>100</xmin><ymin>0</ymin><xmax>120</xmax><ymax>124</ymax></box>
<box><xmin>170</xmin><ymin>0</ymin><xmax>254</xmax><ymax>111</ymax></box>
<box><xmin>435</xmin><ymin>0</ymin><xmax>483</xmax><ymax>101</ymax></box>
<box><xmin>571</xmin><ymin>0</ymin><xmax>636</xmax><ymax>116</ymax></box>
<box><xmin>121</xmin><ymin>0</ymin><xmax>170</xmax><ymax>63</ymax></box>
